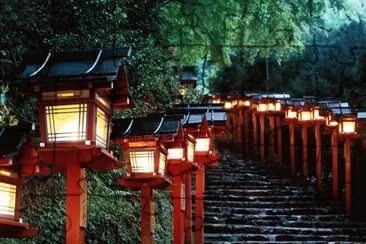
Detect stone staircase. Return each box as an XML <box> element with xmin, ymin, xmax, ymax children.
<box><xmin>203</xmin><ymin>148</ymin><xmax>366</xmax><ymax>243</ymax></box>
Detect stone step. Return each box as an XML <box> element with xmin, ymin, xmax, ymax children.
<box><xmin>205</xmin><ymin>216</ymin><xmax>366</xmax><ymax>228</ymax></box>
<box><xmin>204</xmin><ymin>189</ymin><xmax>315</xmax><ymax>197</ymax></box>
<box><xmin>204</xmin><ymin>233</ymin><xmax>366</xmax><ymax>242</ymax></box>
<box><xmin>204</xmin><ymin>223</ymin><xmax>366</xmax><ymax>236</ymax></box>
<box><xmin>204</xmin><ymin>200</ymin><xmax>318</xmax><ymax>208</ymax></box>
<box><xmin>204</xmin><ymin>206</ymin><xmax>338</xmax><ymax>215</ymax></box>
<box><xmin>204</xmin><ymin>212</ymin><xmax>351</xmax><ymax>222</ymax></box>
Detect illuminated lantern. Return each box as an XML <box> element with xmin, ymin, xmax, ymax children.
<box><xmin>17</xmin><ymin>48</ymin><xmax>132</xmax><ymax>244</ymax></box>
<box><xmin>312</xmin><ymin>106</ymin><xmax>325</xmax><ymax>121</ymax></box>
<box><xmin>256</xmin><ymin>101</ymin><xmax>268</xmax><ymax>113</ymax></box>
<box><xmin>18</xmin><ymin>48</ymin><xmax>133</xmax><ymax>171</ymax></box>
<box><xmin>325</xmin><ymin>112</ymin><xmax>339</xmax><ymax>127</ymax></box>
<box><xmin>0</xmin><ymin>126</ymin><xmax>38</xmax><ymax>238</ymax></box>
<box><xmin>113</xmin><ymin>116</ymin><xmax>180</xmax><ymax>244</ymax></box>
<box><xmin>338</xmin><ymin>115</ymin><xmax>357</xmax><ymax>135</ymax></box>
<box><xmin>285</xmin><ymin>106</ymin><xmax>298</xmax><ymax>120</ymax></box>
<box><xmin>297</xmin><ymin>105</ymin><xmax>313</xmax><ymax>122</ymax></box>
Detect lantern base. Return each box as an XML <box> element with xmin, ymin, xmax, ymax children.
<box><xmin>117</xmin><ymin>176</ymin><xmax>171</xmax><ymax>190</ymax></box>
<box><xmin>0</xmin><ymin>218</ymin><xmax>38</xmax><ymax>238</ymax></box>
<box><xmin>337</xmin><ymin>133</ymin><xmax>360</xmax><ymax>141</ymax></box>
<box><xmin>167</xmin><ymin>162</ymin><xmax>200</xmax><ymax>176</ymax></box>
<box><xmin>38</xmin><ymin>147</ymin><xmax>120</xmax><ymax>173</ymax></box>
<box><xmin>195</xmin><ymin>150</ymin><xmax>219</xmax><ymax>167</ymax></box>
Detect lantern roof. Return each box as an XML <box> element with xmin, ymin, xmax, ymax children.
<box><xmin>173</xmin><ymin>103</ymin><xmax>224</xmax><ymax>111</ymax></box>
<box><xmin>112</xmin><ymin>115</ymin><xmax>181</xmax><ymax>139</ymax></box>
<box><xmin>330</xmin><ymin>107</ymin><xmax>354</xmax><ymax>116</ymax></box>
<box><xmin>13</xmin><ymin>47</ymin><xmax>133</xmax><ymax>109</ymax></box>
<box><xmin>0</xmin><ymin>126</ymin><xmax>29</xmax><ymax>158</ymax></box>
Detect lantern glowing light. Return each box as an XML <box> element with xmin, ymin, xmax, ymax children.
<box><xmin>195</xmin><ymin>138</ymin><xmax>210</xmax><ymax>152</ymax></box>
<box><xmin>285</xmin><ymin>107</ymin><xmax>297</xmax><ymax>119</ymax></box>
<box><xmin>168</xmin><ymin>148</ymin><xmax>184</xmax><ymax>160</ymax></box>
<box><xmin>325</xmin><ymin>113</ymin><xmax>338</xmax><ymax>127</ymax></box>
<box><xmin>0</xmin><ymin>182</ymin><xmax>17</xmax><ymax>217</ymax></box>
<box><xmin>297</xmin><ymin>108</ymin><xmax>313</xmax><ymax>122</ymax></box>
<box><xmin>224</xmin><ymin>101</ymin><xmax>232</xmax><ymax>110</ymax></box>
<box><xmin>257</xmin><ymin>103</ymin><xmax>268</xmax><ymax>112</ymax></box>
<box><xmin>338</xmin><ymin>116</ymin><xmax>357</xmax><ymax>134</ymax></box>
<box><xmin>312</xmin><ymin>106</ymin><xmax>325</xmax><ymax>120</ymax></box>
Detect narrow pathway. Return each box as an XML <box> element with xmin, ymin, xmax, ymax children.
<box><xmin>204</xmin><ymin>147</ymin><xmax>366</xmax><ymax>243</ymax></box>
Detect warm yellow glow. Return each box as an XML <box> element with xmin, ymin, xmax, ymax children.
<box><xmin>42</xmin><ymin>90</ymin><xmax>89</xmax><ymax>100</ymax></box>
<box><xmin>187</xmin><ymin>141</ymin><xmax>195</xmax><ymax>162</ymax></box>
<box><xmin>257</xmin><ymin>103</ymin><xmax>268</xmax><ymax>112</ymax></box>
<box><xmin>195</xmin><ymin>138</ymin><xmax>210</xmax><ymax>152</ymax></box>
<box><xmin>286</xmin><ymin>109</ymin><xmax>297</xmax><ymax>119</ymax></box>
<box><xmin>45</xmin><ymin>104</ymin><xmax>87</xmax><ymax>142</ymax></box>
<box><xmin>299</xmin><ymin>111</ymin><xmax>312</xmax><ymax>121</ymax></box>
<box><xmin>57</xmin><ymin>92</ymin><xmax>75</xmax><ymax>97</ymax></box>
<box><xmin>212</xmin><ymin>98</ymin><xmax>221</xmax><ymax>104</ymax></box>
<box><xmin>168</xmin><ymin>148</ymin><xmax>184</xmax><ymax>160</ymax></box>
<box><xmin>0</xmin><ymin>182</ymin><xmax>16</xmax><ymax>217</ymax></box>
<box><xmin>224</xmin><ymin>102</ymin><xmax>232</xmax><ymax>109</ymax></box>
<box><xmin>268</xmin><ymin>103</ymin><xmax>275</xmax><ymax>111</ymax></box>
<box><xmin>326</xmin><ymin>114</ymin><xmax>338</xmax><ymax>127</ymax></box>
<box><xmin>96</xmin><ymin>108</ymin><xmax>109</xmax><ymax>148</ymax></box>
<box><xmin>159</xmin><ymin>152</ymin><xmax>167</xmax><ymax>175</ymax></box>
<box><xmin>275</xmin><ymin>101</ymin><xmax>281</xmax><ymax>111</ymax></box>
<box><xmin>0</xmin><ymin>170</ymin><xmax>11</xmax><ymax>177</ymax></box>
<box><xmin>129</xmin><ymin>150</ymin><xmax>154</xmax><ymax>173</ymax></box>
<box><xmin>339</xmin><ymin>121</ymin><xmax>356</xmax><ymax>134</ymax></box>
<box><xmin>244</xmin><ymin>100</ymin><xmax>251</xmax><ymax>107</ymax></box>
<box><xmin>313</xmin><ymin>108</ymin><xmax>325</xmax><ymax>120</ymax></box>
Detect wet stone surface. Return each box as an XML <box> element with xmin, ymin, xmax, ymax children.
<box><xmin>203</xmin><ymin>147</ymin><xmax>366</xmax><ymax>243</ymax></box>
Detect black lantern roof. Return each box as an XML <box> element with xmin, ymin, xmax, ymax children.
<box><xmin>14</xmin><ymin>48</ymin><xmax>133</xmax><ymax>109</ymax></box>
<box><xmin>167</xmin><ymin>109</ymin><xmax>226</xmax><ymax>127</ymax></box>
<box><xmin>18</xmin><ymin>48</ymin><xmax>131</xmax><ymax>80</ymax></box>
<box><xmin>173</xmin><ymin>103</ymin><xmax>224</xmax><ymax>111</ymax></box>
<box><xmin>0</xmin><ymin>126</ymin><xmax>29</xmax><ymax>158</ymax></box>
<box><xmin>112</xmin><ymin>115</ymin><xmax>182</xmax><ymax>138</ymax></box>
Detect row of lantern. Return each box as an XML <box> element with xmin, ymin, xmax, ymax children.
<box><xmin>113</xmin><ymin>113</ymin><xmax>220</xmax><ymax>244</ymax></box>
<box><xmin>207</xmin><ymin>93</ymin><xmax>363</xmax><ymax>213</ymax></box>
<box><xmin>0</xmin><ymin>48</ymin><xmax>223</xmax><ymax>244</ymax></box>
<box><xmin>0</xmin><ymin>112</ymin><xmax>221</xmax><ymax>244</ymax></box>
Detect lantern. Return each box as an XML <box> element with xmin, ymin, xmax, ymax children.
<box><xmin>166</xmin><ymin>130</ymin><xmax>198</xmax><ymax>174</ymax></box>
<box><xmin>256</xmin><ymin>102</ymin><xmax>268</xmax><ymax>113</ymax></box>
<box><xmin>297</xmin><ymin>106</ymin><xmax>313</xmax><ymax>122</ymax></box>
<box><xmin>338</xmin><ymin>115</ymin><xmax>357</xmax><ymax>134</ymax></box>
<box><xmin>18</xmin><ymin>48</ymin><xmax>133</xmax><ymax>171</ymax></box>
<box><xmin>181</xmin><ymin>112</ymin><xmax>218</xmax><ymax>166</ymax></box>
<box><xmin>312</xmin><ymin>106</ymin><xmax>325</xmax><ymax>121</ymax></box>
<box><xmin>0</xmin><ymin>126</ymin><xmax>38</xmax><ymax>238</ymax></box>
<box><xmin>325</xmin><ymin>113</ymin><xmax>339</xmax><ymax>127</ymax></box>
<box><xmin>285</xmin><ymin>106</ymin><xmax>298</xmax><ymax>119</ymax></box>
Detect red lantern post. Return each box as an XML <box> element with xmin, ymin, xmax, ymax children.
<box><xmin>337</xmin><ymin>114</ymin><xmax>358</xmax><ymax>213</ymax></box>
<box><xmin>312</xmin><ymin>106</ymin><xmax>325</xmax><ymax>191</ymax></box>
<box><xmin>166</xmin><ymin>126</ymin><xmax>198</xmax><ymax>244</ymax></box>
<box><xmin>256</xmin><ymin>99</ymin><xmax>268</xmax><ymax>161</ymax></box>
<box><xmin>285</xmin><ymin>106</ymin><xmax>298</xmax><ymax>176</ymax></box>
<box><xmin>297</xmin><ymin>105</ymin><xmax>313</xmax><ymax>182</ymax></box>
<box><xmin>182</xmin><ymin>113</ymin><xmax>218</xmax><ymax>244</ymax></box>
<box><xmin>113</xmin><ymin>117</ymin><xmax>174</xmax><ymax>244</ymax></box>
